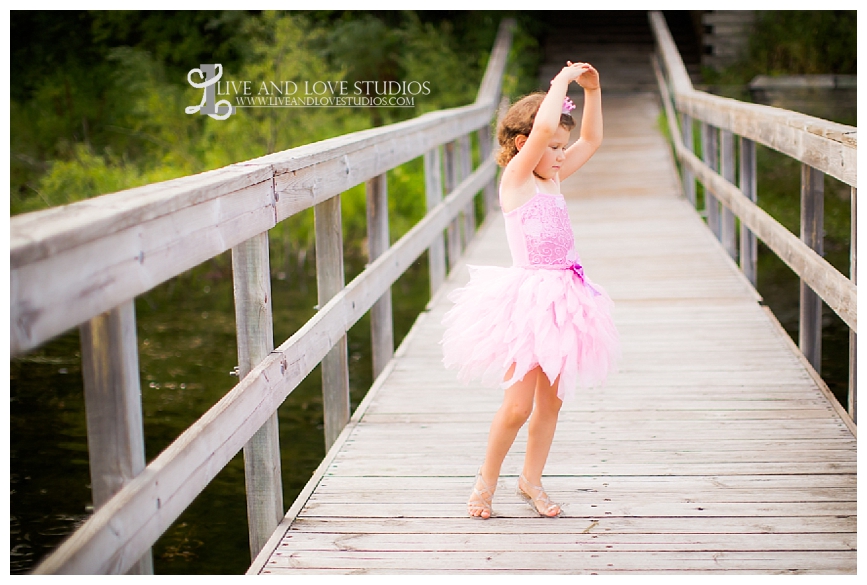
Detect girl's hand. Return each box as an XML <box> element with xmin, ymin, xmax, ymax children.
<box><xmin>551</xmin><ymin>61</ymin><xmax>588</xmax><ymax>86</ymax></box>
<box><xmin>573</xmin><ymin>62</ymin><xmax>600</xmax><ymax>90</ymax></box>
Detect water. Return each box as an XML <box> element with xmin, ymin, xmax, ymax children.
<box><xmin>9</xmin><ymin>237</ymin><xmax>432</xmax><ymax>575</ymax></box>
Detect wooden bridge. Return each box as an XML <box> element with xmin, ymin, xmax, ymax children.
<box><xmin>12</xmin><ymin>12</ymin><xmax>856</xmax><ymax>574</ymax></box>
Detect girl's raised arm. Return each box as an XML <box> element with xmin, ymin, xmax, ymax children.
<box><xmin>500</xmin><ymin>62</ymin><xmax>588</xmax><ymax>191</ymax></box>
<box><xmin>558</xmin><ymin>65</ymin><xmax>603</xmax><ymax>181</ymax></box>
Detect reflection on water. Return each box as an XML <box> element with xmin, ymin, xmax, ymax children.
<box><xmin>9</xmin><ymin>242</ymin><xmax>431</xmax><ymax>574</ymax></box>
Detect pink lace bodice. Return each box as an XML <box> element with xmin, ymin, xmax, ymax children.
<box><xmin>503</xmin><ymin>191</ymin><xmax>579</xmax><ymax>267</ymax></box>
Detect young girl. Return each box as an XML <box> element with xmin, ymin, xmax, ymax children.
<box><xmin>441</xmin><ymin>62</ymin><xmax>619</xmax><ymax>518</ymax></box>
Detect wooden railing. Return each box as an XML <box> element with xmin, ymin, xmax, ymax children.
<box><xmin>12</xmin><ymin>19</ymin><xmax>514</xmax><ymax>574</ymax></box>
<box><xmin>649</xmin><ymin>11</ymin><xmax>857</xmax><ymax>425</ymax></box>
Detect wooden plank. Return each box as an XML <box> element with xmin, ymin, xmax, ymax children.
<box><xmin>366</xmin><ymin>173</ymin><xmax>394</xmax><ymax>379</ymax></box>
<box><xmin>269</xmin><ymin>106</ymin><xmax>495</xmax><ymax>223</ymax></box>
<box><xmin>231</xmin><ymin>232</ymin><xmax>283</xmax><ymax>560</ymax></box>
<box><xmin>358</xmin><ymin>411</ymin><xmax>853</xmax><ymax>426</ymax></box>
<box><xmin>11</xmin><ymin>179</ymin><xmax>275</xmax><ymax>356</ymax></box>
<box><xmin>320</xmin><ymin>460</ymin><xmax>856</xmax><ymax>479</ymax></box>
<box><xmin>799</xmin><ymin>163</ymin><xmax>824</xmax><ymax>372</ymax></box>
<box><xmin>444</xmin><ymin>141</ymin><xmax>461</xmax><ymax>271</ymax></box>
<box><xmin>679</xmin><ymin>112</ymin><xmax>696</xmax><ymax>205</ymax></box>
<box><xmin>276</xmin><ymin>532</ymin><xmax>856</xmax><ymax>553</ymax></box>
<box><xmin>327</xmin><ymin>447</ymin><xmax>857</xmax><ymax>466</ymax></box>
<box><xmin>261</xmin><ymin>550</ymin><xmax>856</xmax><ymax>573</ymax></box>
<box><xmin>425</xmin><ymin>147</ymin><xmax>447</xmax><ymax>297</ymax></box>
<box><xmin>286</xmin><ymin>514</ymin><xmax>857</xmax><ymax>535</ymax></box>
<box><xmin>679</xmin><ymin>91</ymin><xmax>857</xmax><ymax>187</ymax></box>
<box><xmin>78</xmin><ymin>301</ymin><xmax>153</xmax><ymax>575</ymax></box>
<box><xmin>10</xmin><ymin>103</ymin><xmax>500</xmax><ymax>272</ymax></box>
<box><xmin>701</xmin><ymin>122</ymin><xmax>720</xmax><ymax>237</ymax></box>
<box><xmin>477</xmin><ymin>124</ymin><xmax>498</xmax><ymax>216</ymax></box>
<box><xmin>738</xmin><ymin>137</ymin><xmax>758</xmax><ymax>285</ymax></box>
<box><xmin>458</xmin><ymin>134</ymin><xmax>475</xmax><ymax>250</ymax></box>
<box><xmin>315</xmin><ymin>195</ymin><xmax>350</xmax><ymax>452</ymax></box>
<box><xmin>9</xmin><ymin>164</ymin><xmax>270</xmax><ymax>269</ymax></box>
<box><xmin>719</xmin><ymin>129</ymin><xmax>737</xmax><ymax>259</ymax></box>
<box><xmin>309</xmin><ymin>474</ymin><xmax>857</xmax><ymax>496</ymax></box>
<box><xmin>9</xmin><ymin>105</ymin><xmax>493</xmax><ymax>337</ymax></box>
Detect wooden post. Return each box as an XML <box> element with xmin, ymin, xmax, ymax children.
<box><xmin>849</xmin><ymin>187</ymin><xmax>857</xmax><ymax>423</ymax></box>
<box><xmin>366</xmin><ymin>173</ymin><xmax>394</xmax><ymax>379</ymax></box>
<box><xmin>458</xmin><ymin>134</ymin><xmax>475</xmax><ymax>249</ymax></box>
<box><xmin>231</xmin><ymin>232</ymin><xmax>283</xmax><ymax>560</ymax></box>
<box><xmin>799</xmin><ymin>163</ymin><xmax>824</xmax><ymax>373</ymax></box>
<box><xmin>425</xmin><ymin>147</ymin><xmax>447</xmax><ymax>298</ymax></box>
<box><xmin>739</xmin><ymin>136</ymin><xmax>758</xmax><ymax>286</ymax></box>
<box><xmin>444</xmin><ymin>141</ymin><xmax>461</xmax><ymax>271</ymax></box>
<box><xmin>680</xmin><ymin>112</ymin><xmax>696</xmax><ymax>206</ymax></box>
<box><xmin>701</xmin><ymin>122</ymin><xmax>720</xmax><ymax>238</ymax></box>
<box><xmin>314</xmin><ymin>195</ymin><xmax>350</xmax><ymax>451</ymax></box>
<box><xmin>719</xmin><ymin>129</ymin><xmax>737</xmax><ymax>259</ymax></box>
<box><xmin>79</xmin><ymin>300</ymin><xmax>153</xmax><ymax>575</ymax></box>
<box><xmin>478</xmin><ymin>124</ymin><xmax>498</xmax><ymax>217</ymax></box>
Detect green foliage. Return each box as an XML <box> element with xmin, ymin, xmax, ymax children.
<box><xmin>11</xmin><ymin>11</ymin><xmax>533</xmax><ymax>257</ymax></box>
<box><xmin>501</xmin><ymin>18</ymin><xmax>543</xmax><ymax>99</ymax></box>
<box><xmin>704</xmin><ymin>10</ymin><xmax>856</xmax><ymax>85</ymax></box>
<box><xmin>27</xmin><ymin>144</ymin><xmax>144</xmax><ymax>212</ymax></box>
<box><xmin>747</xmin><ymin>10</ymin><xmax>856</xmax><ymax>76</ymax></box>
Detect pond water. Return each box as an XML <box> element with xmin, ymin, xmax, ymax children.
<box><xmin>10</xmin><ymin>241</ymin><xmax>432</xmax><ymax>575</ymax></box>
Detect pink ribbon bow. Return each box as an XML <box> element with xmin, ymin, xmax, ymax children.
<box><xmin>569</xmin><ymin>262</ymin><xmax>601</xmax><ymax>297</ymax></box>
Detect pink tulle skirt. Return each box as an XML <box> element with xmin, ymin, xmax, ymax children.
<box><xmin>441</xmin><ymin>265</ymin><xmax>620</xmax><ymax>401</ymax></box>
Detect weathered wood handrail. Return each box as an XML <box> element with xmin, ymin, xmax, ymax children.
<box><xmin>11</xmin><ymin>103</ymin><xmax>496</xmax><ymax>357</ymax></box>
<box><xmin>650</xmin><ymin>12</ymin><xmax>856</xmax><ymax>186</ymax></box>
<box><xmin>19</xmin><ymin>18</ymin><xmax>514</xmax><ymax>574</ymax></box>
<box><xmin>649</xmin><ymin>11</ymin><xmax>857</xmax><ymax>423</ymax></box>
<box><xmin>10</xmin><ymin>36</ymin><xmax>512</xmax><ymax>357</ymax></box>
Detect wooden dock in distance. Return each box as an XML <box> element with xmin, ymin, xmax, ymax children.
<box><xmin>248</xmin><ymin>94</ymin><xmax>856</xmax><ymax>575</ymax></box>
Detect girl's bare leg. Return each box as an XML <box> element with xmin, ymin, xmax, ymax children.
<box><xmin>520</xmin><ymin>372</ymin><xmax>563</xmax><ymax>516</ymax></box>
<box><xmin>468</xmin><ymin>365</ymin><xmax>540</xmax><ymax>518</ymax></box>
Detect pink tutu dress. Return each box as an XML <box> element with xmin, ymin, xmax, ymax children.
<box><xmin>441</xmin><ymin>184</ymin><xmax>620</xmax><ymax>401</ymax></box>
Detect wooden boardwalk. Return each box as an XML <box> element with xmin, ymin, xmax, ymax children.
<box><xmin>248</xmin><ymin>94</ymin><xmax>856</xmax><ymax>575</ymax></box>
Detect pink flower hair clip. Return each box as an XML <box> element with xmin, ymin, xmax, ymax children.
<box><xmin>561</xmin><ymin>97</ymin><xmax>576</xmax><ymax>115</ymax></box>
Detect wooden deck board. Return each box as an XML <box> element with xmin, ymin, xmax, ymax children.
<box><xmin>249</xmin><ymin>94</ymin><xmax>856</xmax><ymax>575</ymax></box>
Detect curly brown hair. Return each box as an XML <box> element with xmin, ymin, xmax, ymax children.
<box><xmin>495</xmin><ymin>92</ymin><xmax>576</xmax><ymax>167</ymax></box>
